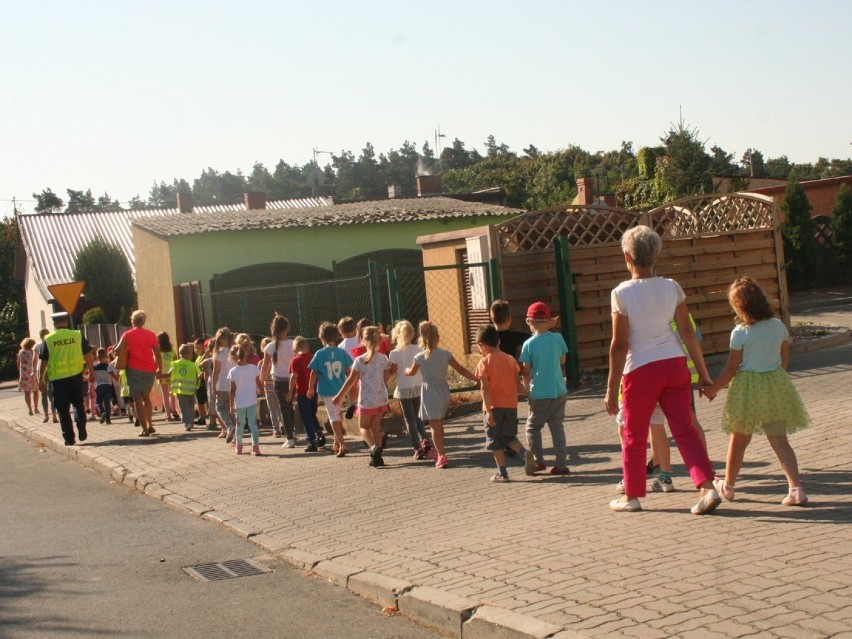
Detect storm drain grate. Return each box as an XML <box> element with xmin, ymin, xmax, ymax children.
<box><xmin>183</xmin><ymin>558</ymin><xmax>273</xmax><ymax>582</ymax></box>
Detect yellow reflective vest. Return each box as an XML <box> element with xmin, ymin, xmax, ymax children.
<box><xmin>670</xmin><ymin>314</ymin><xmax>700</xmax><ymax>384</ymax></box>
<box><xmin>170</xmin><ymin>359</ymin><xmax>200</xmax><ymax>396</ymax></box>
<box><xmin>45</xmin><ymin>328</ymin><xmax>85</xmax><ymax>381</ymax></box>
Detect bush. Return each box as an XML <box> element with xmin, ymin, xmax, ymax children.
<box><xmin>73</xmin><ymin>237</ymin><xmax>136</xmax><ymax>322</ymax></box>
<box><xmin>82</xmin><ymin>307</ymin><xmax>108</xmax><ymax>324</ymax></box>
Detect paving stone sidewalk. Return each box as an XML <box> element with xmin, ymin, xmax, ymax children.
<box><xmin>2</xmin><ymin>304</ymin><xmax>851</xmax><ymax>639</ymax></box>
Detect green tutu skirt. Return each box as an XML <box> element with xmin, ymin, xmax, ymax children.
<box><xmin>721</xmin><ymin>367</ymin><xmax>811</xmax><ymax>436</ymax></box>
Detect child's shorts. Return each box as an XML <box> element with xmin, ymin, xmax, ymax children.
<box><xmin>617</xmin><ymin>402</ymin><xmax>664</xmax><ymax>428</ymax></box>
<box><xmin>321</xmin><ymin>396</ymin><xmax>341</xmax><ymax>422</ymax></box>
<box><xmin>357</xmin><ymin>405</ymin><xmax>387</xmax><ymax>417</ymax></box>
<box><xmin>484</xmin><ymin>407</ymin><xmax>519</xmax><ymax>451</ymax></box>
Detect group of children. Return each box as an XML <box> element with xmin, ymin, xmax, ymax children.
<box><xmin>16</xmin><ymin>272</ymin><xmax>811</xmax><ymax>506</ymax></box>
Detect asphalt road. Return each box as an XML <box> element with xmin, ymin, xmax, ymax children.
<box><xmin>0</xmin><ymin>426</ymin><xmax>438</xmax><ymax>639</ymax></box>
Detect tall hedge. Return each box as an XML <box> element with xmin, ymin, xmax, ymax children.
<box><xmin>781</xmin><ymin>179</ymin><xmax>818</xmax><ymax>289</ymax></box>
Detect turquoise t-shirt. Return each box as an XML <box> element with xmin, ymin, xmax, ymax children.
<box><xmin>518</xmin><ymin>331</ymin><xmax>568</xmax><ymax>399</ymax></box>
<box><xmin>308</xmin><ymin>346</ymin><xmax>353</xmax><ymax>397</ymax></box>
<box><xmin>730</xmin><ymin>317</ymin><xmax>788</xmax><ymax>372</ymax></box>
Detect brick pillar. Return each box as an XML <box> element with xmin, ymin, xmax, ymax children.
<box><xmin>576</xmin><ymin>177</ymin><xmax>594</xmax><ymax>206</ymax></box>
<box><xmin>177</xmin><ymin>191</ymin><xmax>193</xmax><ymax>213</ymax></box>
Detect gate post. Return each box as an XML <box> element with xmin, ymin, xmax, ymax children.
<box><xmin>554</xmin><ymin>236</ymin><xmax>580</xmax><ymax>388</ymax></box>
<box><xmin>386</xmin><ymin>265</ymin><xmax>401</xmax><ymax>326</ymax></box>
<box><xmin>367</xmin><ymin>260</ymin><xmax>383</xmax><ymax>325</ymax></box>
<box><xmin>488</xmin><ymin>258</ymin><xmax>501</xmax><ymax>302</ymax></box>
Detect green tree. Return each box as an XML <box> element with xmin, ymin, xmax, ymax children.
<box><xmin>65</xmin><ymin>188</ymin><xmax>97</xmax><ymax>213</ymax></box>
<box><xmin>440</xmin><ymin>138</ymin><xmax>478</xmax><ymax>170</ymax></box>
<box><xmin>656</xmin><ymin>120</ymin><xmax>712</xmax><ymax>199</ymax></box>
<box><xmin>710</xmin><ymin>145</ymin><xmax>738</xmax><ymax>176</ymax></box>
<box><xmin>831</xmin><ymin>184</ymin><xmax>852</xmax><ymax>277</ymax></box>
<box><xmin>192</xmin><ymin>168</ymin><xmax>247</xmax><ymax>205</ymax></box>
<box><xmin>33</xmin><ymin>188</ymin><xmax>64</xmax><ymax>214</ymax></box>
<box><xmin>82</xmin><ymin>307</ymin><xmax>108</xmax><ymax>324</ymax></box>
<box><xmin>740</xmin><ymin>148</ymin><xmax>766</xmax><ymax>178</ymax></box>
<box><xmin>73</xmin><ymin>237</ymin><xmax>136</xmax><ymax>322</ymax></box>
<box><xmin>765</xmin><ymin>155</ymin><xmax>792</xmax><ymax>180</ymax></box>
<box><xmin>781</xmin><ymin>179</ymin><xmax>818</xmax><ymax>288</ymax></box>
<box><xmin>0</xmin><ymin>217</ymin><xmax>27</xmax><ymax>378</ymax></box>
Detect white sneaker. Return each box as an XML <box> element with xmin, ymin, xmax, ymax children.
<box><xmin>691</xmin><ymin>488</ymin><xmax>722</xmax><ymax>515</ymax></box>
<box><xmin>282</xmin><ymin>438</ymin><xmax>296</xmax><ymax>449</ymax></box>
<box><xmin>651</xmin><ymin>477</ymin><xmax>675</xmax><ymax>493</ymax></box>
<box><xmin>609</xmin><ymin>497</ymin><xmax>641</xmax><ymax>512</ymax></box>
<box><xmin>615</xmin><ymin>479</ymin><xmax>625</xmax><ymax>494</ymax></box>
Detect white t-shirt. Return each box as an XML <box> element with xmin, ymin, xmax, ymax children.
<box><xmin>388</xmin><ymin>344</ymin><xmax>423</xmax><ymax>392</ymax></box>
<box><xmin>611</xmin><ymin>276</ymin><xmax>686</xmax><ymax>374</ymax></box>
<box><xmin>264</xmin><ymin>339</ymin><xmax>294</xmax><ymax>378</ymax></box>
<box><xmin>215</xmin><ymin>347</ymin><xmax>235</xmax><ymax>392</ymax></box>
<box><xmin>227</xmin><ymin>363</ymin><xmax>259</xmax><ymax>409</ymax></box>
<box><xmin>339</xmin><ymin>336</ymin><xmax>360</xmax><ymax>358</ymax></box>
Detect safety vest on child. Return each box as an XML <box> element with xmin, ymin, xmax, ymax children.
<box><xmin>670</xmin><ymin>314</ymin><xmax>701</xmax><ymax>384</ymax></box>
<box><xmin>170</xmin><ymin>359</ymin><xmax>199</xmax><ymax>396</ymax></box>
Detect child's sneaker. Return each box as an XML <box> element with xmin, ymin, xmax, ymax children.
<box><xmin>371</xmin><ymin>446</ymin><xmax>385</xmax><ymax>467</ymax></box>
<box><xmin>282</xmin><ymin>438</ymin><xmax>296</xmax><ymax>449</ymax></box>
<box><xmin>422</xmin><ymin>441</ymin><xmax>438</xmax><ymax>461</ymax></box>
<box><xmin>646</xmin><ymin>458</ymin><xmax>660</xmax><ymax>477</ymax></box>
<box><xmin>316</xmin><ymin>430</ymin><xmax>326</xmax><ymax>447</ymax></box>
<box><xmin>184</xmin><ymin>425</ymin><xmax>192</xmax><ymax>432</ymax></box>
<box><xmin>344</xmin><ymin>404</ymin><xmax>356</xmax><ymax>420</ymax></box>
<box><xmin>234</xmin><ymin>444</ymin><xmax>243</xmax><ymax>455</ymax></box>
<box><xmin>412</xmin><ymin>448</ymin><xmax>426</xmax><ymax>460</ymax></box>
<box><xmin>435</xmin><ymin>455</ymin><xmax>449</xmax><ymax>469</ymax></box>
<box><xmin>251</xmin><ymin>445</ymin><xmax>262</xmax><ymax>456</ymax></box>
<box><xmin>549</xmin><ymin>466</ymin><xmax>570</xmax><ymax>476</ymax></box>
<box><xmin>490</xmin><ymin>473</ymin><xmax>510</xmax><ymax>483</ymax></box>
<box><xmin>99</xmin><ymin>413</ymin><xmax>106</xmax><ymax>424</ymax></box>
<box><xmin>273</xmin><ymin>429</ymin><xmax>283</xmax><ymax>438</ymax></box>
<box><xmin>225</xmin><ymin>429</ymin><xmax>235</xmax><ymax>444</ymax></box>
<box><xmin>651</xmin><ymin>477</ymin><xmax>675</xmax><ymax>492</ymax></box>
<box><xmin>616</xmin><ymin>479</ymin><xmax>625</xmax><ymax>494</ymax></box>
<box><xmin>304</xmin><ymin>441</ymin><xmax>318</xmax><ymax>452</ymax></box>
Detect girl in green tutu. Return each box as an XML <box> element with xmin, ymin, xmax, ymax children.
<box><xmin>703</xmin><ymin>277</ymin><xmax>810</xmax><ymax>506</ymax></box>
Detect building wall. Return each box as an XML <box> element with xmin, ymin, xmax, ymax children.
<box><xmin>24</xmin><ymin>262</ymin><xmax>52</xmax><ymax>334</ymax></box>
<box><xmin>133</xmin><ymin>227</ymin><xmax>177</xmax><ymax>340</ymax></box>
<box><xmin>136</xmin><ymin>215</ymin><xmax>511</xmax><ymax>340</ymax></box>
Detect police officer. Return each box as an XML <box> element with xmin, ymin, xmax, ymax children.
<box><xmin>38</xmin><ymin>312</ymin><xmax>96</xmax><ymax>446</ymax></box>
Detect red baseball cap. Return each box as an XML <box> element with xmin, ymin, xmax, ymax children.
<box><xmin>526</xmin><ymin>302</ymin><xmax>553</xmax><ymax>320</ymax></box>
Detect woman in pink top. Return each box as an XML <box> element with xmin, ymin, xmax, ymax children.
<box><xmin>116</xmin><ymin>310</ymin><xmax>162</xmax><ymax>437</ymax></box>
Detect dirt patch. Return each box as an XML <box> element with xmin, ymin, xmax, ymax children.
<box><xmin>791</xmin><ymin>321</ymin><xmax>847</xmax><ymax>343</ymax></box>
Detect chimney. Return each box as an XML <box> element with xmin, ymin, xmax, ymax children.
<box><xmin>387</xmin><ymin>184</ymin><xmax>402</xmax><ymax>199</ymax></box>
<box><xmin>576</xmin><ymin>177</ymin><xmax>594</xmax><ymax>206</ymax></box>
<box><xmin>416</xmin><ymin>174</ymin><xmax>443</xmax><ymax>197</ymax></box>
<box><xmin>177</xmin><ymin>191</ymin><xmax>193</xmax><ymax>213</ymax></box>
<box><xmin>244</xmin><ymin>192</ymin><xmax>267</xmax><ymax>210</ymax></box>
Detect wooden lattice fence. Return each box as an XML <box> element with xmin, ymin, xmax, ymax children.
<box><xmin>496</xmin><ymin>194</ymin><xmax>787</xmax><ymax>370</ymax></box>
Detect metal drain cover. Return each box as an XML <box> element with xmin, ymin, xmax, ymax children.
<box><xmin>183</xmin><ymin>558</ymin><xmax>273</xmax><ymax>582</ymax></box>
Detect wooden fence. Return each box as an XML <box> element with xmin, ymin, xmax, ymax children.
<box><xmin>495</xmin><ymin>194</ymin><xmax>786</xmax><ymax>370</ymax></box>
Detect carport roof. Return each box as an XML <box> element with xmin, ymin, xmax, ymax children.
<box><xmin>131</xmin><ymin>196</ymin><xmax>522</xmax><ymax>238</ymax></box>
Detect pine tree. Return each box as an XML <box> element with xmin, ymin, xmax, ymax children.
<box><xmin>831</xmin><ymin>184</ymin><xmax>852</xmax><ymax>278</ymax></box>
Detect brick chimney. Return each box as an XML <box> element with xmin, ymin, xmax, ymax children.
<box><xmin>244</xmin><ymin>192</ymin><xmax>267</xmax><ymax>210</ymax></box>
<box><xmin>416</xmin><ymin>174</ymin><xmax>443</xmax><ymax>197</ymax></box>
<box><xmin>177</xmin><ymin>191</ymin><xmax>193</xmax><ymax>213</ymax></box>
<box><xmin>576</xmin><ymin>177</ymin><xmax>594</xmax><ymax>206</ymax></box>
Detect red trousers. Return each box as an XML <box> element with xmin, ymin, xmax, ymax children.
<box><xmin>621</xmin><ymin>357</ymin><xmax>713</xmax><ymax>497</ymax></box>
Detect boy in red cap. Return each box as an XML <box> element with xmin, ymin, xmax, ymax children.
<box><xmin>519</xmin><ymin>301</ymin><xmax>570</xmax><ymax>476</ymax></box>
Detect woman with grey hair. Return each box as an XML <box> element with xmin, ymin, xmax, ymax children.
<box><xmin>116</xmin><ymin>310</ymin><xmax>162</xmax><ymax>437</ymax></box>
<box><xmin>604</xmin><ymin>225</ymin><xmax>721</xmax><ymax>514</ymax></box>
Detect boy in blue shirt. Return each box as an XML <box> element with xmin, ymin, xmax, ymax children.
<box><xmin>309</xmin><ymin>322</ymin><xmax>353</xmax><ymax>458</ymax></box>
<box><xmin>518</xmin><ymin>302</ymin><xmax>570</xmax><ymax>476</ymax></box>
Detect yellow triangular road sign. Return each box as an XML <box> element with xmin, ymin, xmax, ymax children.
<box><xmin>48</xmin><ymin>281</ymin><xmax>86</xmax><ymax>315</ymax></box>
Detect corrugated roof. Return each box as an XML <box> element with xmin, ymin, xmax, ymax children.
<box><xmin>132</xmin><ymin>196</ymin><xmax>521</xmax><ymax>238</ymax></box>
<box><xmin>17</xmin><ymin>196</ymin><xmax>332</xmax><ymax>302</ymax></box>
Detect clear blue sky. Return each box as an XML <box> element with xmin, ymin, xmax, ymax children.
<box><xmin>2</xmin><ymin>0</ymin><xmax>850</xmax><ymax>216</ymax></box>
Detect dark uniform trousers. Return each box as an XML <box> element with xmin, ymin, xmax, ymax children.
<box><xmin>52</xmin><ymin>373</ymin><xmax>87</xmax><ymax>444</ymax></box>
